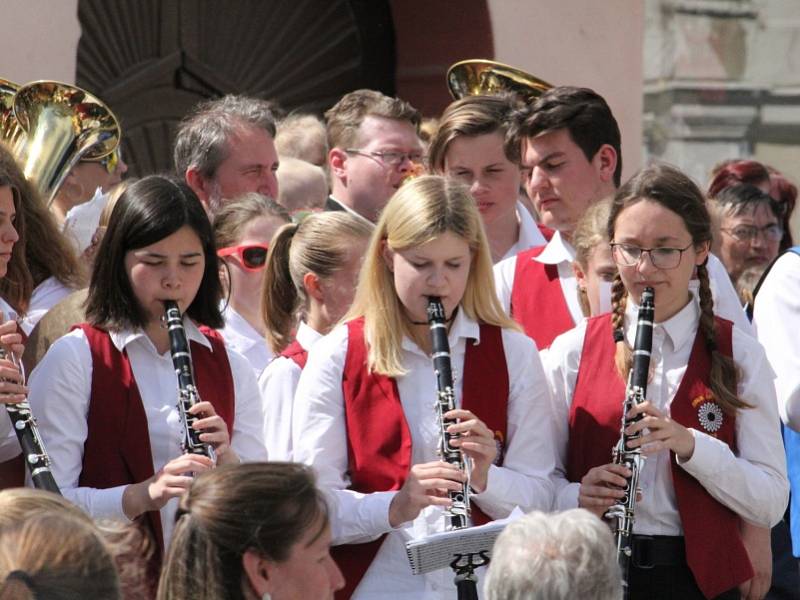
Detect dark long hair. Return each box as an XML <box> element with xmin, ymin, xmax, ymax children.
<box><xmin>85</xmin><ymin>174</ymin><xmax>223</xmax><ymax>330</ymax></box>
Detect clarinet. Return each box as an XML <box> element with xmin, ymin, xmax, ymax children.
<box><xmin>163</xmin><ymin>301</ymin><xmax>215</xmax><ymax>461</ymax></box>
<box><xmin>607</xmin><ymin>286</ymin><xmax>654</xmax><ymax>598</ymax></box>
<box><xmin>426</xmin><ymin>296</ymin><xmax>469</xmax><ymax>530</ymax></box>
<box><xmin>1</xmin><ymin>346</ymin><xmax>60</xmax><ymax>494</ymax></box>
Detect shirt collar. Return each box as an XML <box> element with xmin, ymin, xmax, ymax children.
<box><xmin>624</xmin><ymin>293</ymin><xmax>699</xmax><ymax>352</ymax></box>
<box><xmin>329</xmin><ymin>195</ymin><xmax>375</xmax><ymax>227</ymax></box>
<box><xmin>296</xmin><ymin>321</ymin><xmax>323</xmax><ymax>350</ymax></box>
<box><xmin>221</xmin><ymin>305</ymin><xmax>261</xmax><ymax>351</ymax></box>
<box><xmin>400</xmin><ymin>307</ymin><xmax>481</xmax><ymax>353</ymax></box>
<box><xmin>109</xmin><ymin>318</ymin><xmax>212</xmax><ymax>354</ymax></box>
<box><xmin>534</xmin><ymin>230</ymin><xmax>576</xmax><ymax>265</ymax></box>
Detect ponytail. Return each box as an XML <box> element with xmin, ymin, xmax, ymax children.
<box><xmin>262</xmin><ymin>223</ymin><xmax>300</xmax><ymax>354</ymax></box>
<box><xmin>695</xmin><ymin>263</ymin><xmax>751</xmax><ymax>413</ymax></box>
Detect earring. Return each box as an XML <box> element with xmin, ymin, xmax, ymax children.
<box><xmin>262</xmin><ymin>594</ymin><xmax>271</xmax><ymax>600</ymax></box>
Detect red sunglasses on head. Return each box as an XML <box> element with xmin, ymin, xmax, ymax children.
<box><xmin>217</xmin><ymin>243</ymin><xmax>269</xmax><ymax>271</ymax></box>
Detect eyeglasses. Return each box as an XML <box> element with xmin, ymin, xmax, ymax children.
<box><xmin>720</xmin><ymin>224</ymin><xmax>783</xmax><ymax>243</ymax></box>
<box><xmin>217</xmin><ymin>243</ymin><xmax>269</xmax><ymax>271</ymax></box>
<box><xmin>610</xmin><ymin>242</ymin><xmax>694</xmax><ymax>270</ymax></box>
<box><xmin>344</xmin><ymin>149</ymin><xmax>425</xmax><ymax>168</ymax></box>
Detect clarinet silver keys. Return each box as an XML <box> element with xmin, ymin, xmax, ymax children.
<box><xmin>607</xmin><ymin>286</ymin><xmax>655</xmax><ymax>599</ymax></box>
<box><xmin>163</xmin><ymin>300</ymin><xmax>215</xmax><ymax>462</ymax></box>
<box><xmin>426</xmin><ymin>296</ymin><xmax>470</xmax><ymax>531</ymax></box>
<box><xmin>0</xmin><ymin>343</ymin><xmax>60</xmax><ymax>494</ymax></box>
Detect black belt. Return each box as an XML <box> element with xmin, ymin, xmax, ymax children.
<box><xmin>631</xmin><ymin>535</ymin><xmax>686</xmax><ymax>568</ymax></box>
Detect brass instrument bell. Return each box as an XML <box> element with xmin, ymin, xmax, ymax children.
<box><xmin>0</xmin><ymin>79</ymin><xmax>25</xmax><ymax>156</ymax></box>
<box><xmin>447</xmin><ymin>59</ymin><xmax>553</xmax><ymax>102</ymax></box>
<box><xmin>12</xmin><ymin>80</ymin><xmax>120</xmax><ymax>204</ymax></box>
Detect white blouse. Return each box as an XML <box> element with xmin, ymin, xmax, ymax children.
<box><xmin>259</xmin><ymin>321</ymin><xmax>323</xmax><ymax>461</ymax></box>
<box><xmin>545</xmin><ymin>295</ymin><xmax>788</xmax><ymax>535</ymax></box>
<box><xmin>292</xmin><ymin>310</ymin><xmax>558</xmax><ymax>600</ymax></box>
<box><xmin>218</xmin><ymin>305</ymin><xmax>273</xmax><ymax>378</ymax></box>
<box><xmin>22</xmin><ymin>276</ymin><xmax>74</xmax><ymax>335</ymax></box>
<box><xmin>28</xmin><ymin>319</ymin><xmax>268</xmax><ymax>545</ymax></box>
<box><xmin>753</xmin><ymin>251</ymin><xmax>800</xmax><ymax>428</ymax></box>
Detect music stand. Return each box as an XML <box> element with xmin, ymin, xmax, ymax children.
<box><xmin>405</xmin><ymin>515</ymin><xmax>515</xmax><ymax>600</ymax></box>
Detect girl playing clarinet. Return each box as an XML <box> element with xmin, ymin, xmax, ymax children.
<box><xmin>28</xmin><ymin>175</ymin><xmax>267</xmax><ymax>567</ymax></box>
<box><xmin>546</xmin><ymin>163</ymin><xmax>788</xmax><ymax>599</ymax></box>
<box><xmin>293</xmin><ymin>175</ymin><xmax>557</xmax><ymax>600</ymax></box>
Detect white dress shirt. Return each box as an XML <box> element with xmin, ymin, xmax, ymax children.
<box><xmin>497</xmin><ymin>202</ymin><xmax>547</xmax><ymax>263</ymax></box>
<box><xmin>28</xmin><ymin>319</ymin><xmax>268</xmax><ymax>545</ymax></box>
<box><xmin>545</xmin><ymin>295</ymin><xmax>788</xmax><ymax>534</ymax></box>
<box><xmin>293</xmin><ymin>310</ymin><xmax>557</xmax><ymax>600</ymax></box>
<box><xmin>494</xmin><ymin>235</ymin><xmax>753</xmax><ymax>334</ymax></box>
<box><xmin>259</xmin><ymin>321</ymin><xmax>322</xmax><ymax>461</ymax></box>
<box><xmin>22</xmin><ymin>277</ymin><xmax>74</xmax><ymax>335</ymax></box>
<box><xmin>753</xmin><ymin>251</ymin><xmax>800</xmax><ymax>428</ymax></box>
<box><xmin>494</xmin><ymin>231</ymin><xmax>583</xmax><ymax>325</ymax></box>
<box><xmin>218</xmin><ymin>305</ymin><xmax>273</xmax><ymax>378</ymax></box>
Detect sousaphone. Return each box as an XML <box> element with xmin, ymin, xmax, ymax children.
<box><xmin>447</xmin><ymin>59</ymin><xmax>553</xmax><ymax>102</ymax></box>
<box><xmin>12</xmin><ymin>80</ymin><xmax>120</xmax><ymax>204</ymax></box>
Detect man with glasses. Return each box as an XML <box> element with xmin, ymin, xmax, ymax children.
<box><xmin>710</xmin><ymin>183</ymin><xmax>784</xmax><ymax>285</ymax></box>
<box><xmin>325</xmin><ymin>89</ymin><xmax>423</xmax><ymax>223</ymax></box>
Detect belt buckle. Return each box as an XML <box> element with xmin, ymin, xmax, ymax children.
<box><xmin>632</xmin><ymin>535</ymin><xmax>655</xmax><ymax>569</ymax></box>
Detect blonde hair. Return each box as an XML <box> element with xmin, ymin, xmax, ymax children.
<box><xmin>347</xmin><ymin>175</ymin><xmax>519</xmax><ymax>376</ymax></box>
<box><xmin>0</xmin><ymin>488</ymin><xmax>149</xmax><ymax>598</ymax></box>
<box><xmin>324</xmin><ymin>89</ymin><xmax>420</xmax><ymax>150</ymax></box>
<box><xmin>572</xmin><ymin>198</ymin><xmax>613</xmax><ymax>317</ymax></box>
<box><xmin>0</xmin><ymin>513</ymin><xmax>120</xmax><ymax>600</ymax></box>
<box><xmin>262</xmin><ymin>211</ymin><xmax>373</xmax><ymax>353</ymax></box>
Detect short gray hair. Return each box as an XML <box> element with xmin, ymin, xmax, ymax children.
<box><xmin>484</xmin><ymin>510</ymin><xmax>622</xmax><ymax>600</ymax></box>
<box><xmin>174</xmin><ymin>94</ymin><xmax>278</xmax><ymax>179</ymax></box>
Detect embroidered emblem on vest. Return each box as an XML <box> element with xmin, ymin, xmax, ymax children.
<box><xmin>693</xmin><ymin>392</ymin><xmax>724</xmax><ymax>434</ymax></box>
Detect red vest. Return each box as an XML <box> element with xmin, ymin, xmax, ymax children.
<box><xmin>332</xmin><ymin>317</ymin><xmax>509</xmax><ymax>600</ymax></box>
<box><xmin>280</xmin><ymin>339</ymin><xmax>308</xmax><ymax>369</ymax></box>
<box><xmin>77</xmin><ymin>324</ymin><xmax>235</xmax><ymax>566</ymax></box>
<box><xmin>567</xmin><ymin>314</ymin><xmax>753</xmax><ymax>599</ymax></box>
<box><xmin>510</xmin><ymin>246</ymin><xmax>574</xmax><ymax>349</ymax></box>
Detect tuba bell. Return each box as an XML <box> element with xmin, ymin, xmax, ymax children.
<box><xmin>12</xmin><ymin>80</ymin><xmax>120</xmax><ymax>205</ymax></box>
<box><xmin>0</xmin><ymin>79</ymin><xmax>25</xmax><ymax>157</ymax></box>
<box><xmin>446</xmin><ymin>59</ymin><xmax>553</xmax><ymax>103</ymax></box>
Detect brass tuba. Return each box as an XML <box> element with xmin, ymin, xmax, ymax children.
<box><xmin>12</xmin><ymin>80</ymin><xmax>119</xmax><ymax>204</ymax></box>
<box><xmin>446</xmin><ymin>59</ymin><xmax>553</xmax><ymax>103</ymax></box>
<box><xmin>0</xmin><ymin>79</ymin><xmax>25</xmax><ymax>157</ymax></box>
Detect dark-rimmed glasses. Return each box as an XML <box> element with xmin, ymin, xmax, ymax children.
<box><xmin>217</xmin><ymin>243</ymin><xmax>269</xmax><ymax>271</ymax></box>
<box><xmin>610</xmin><ymin>242</ymin><xmax>694</xmax><ymax>270</ymax></box>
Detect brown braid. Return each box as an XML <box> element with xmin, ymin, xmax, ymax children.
<box><xmin>696</xmin><ymin>263</ymin><xmax>751</xmax><ymax>413</ymax></box>
<box><xmin>610</xmin><ymin>273</ymin><xmax>632</xmax><ymax>380</ymax></box>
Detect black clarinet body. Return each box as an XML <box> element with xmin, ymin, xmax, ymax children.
<box><xmin>426</xmin><ymin>296</ymin><xmax>470</xmax><ymax>531</ymax></box>
<box><xmin>1</xmin><ymin>347</ymin><xmax>60</xmax><ymax>494</ymax></box>
<box><xmin>607</xmin><ymin>286</ymin><xmax>654</xmax><ymax>597</ymax></box>
<box><xmin>163</xmin><ymin>300</ymin><xmax>214</xmax><ymax>461</ymax></box>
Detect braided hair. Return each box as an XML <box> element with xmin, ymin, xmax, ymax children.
<box><xmin>608</xmin><ymin>163</ymin><xmax>749</xmax><ymax>414</ymax></box>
